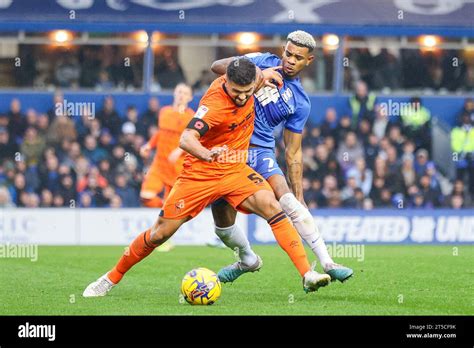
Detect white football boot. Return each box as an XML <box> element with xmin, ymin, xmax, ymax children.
<box><xmin>83</xmin><ymin>273</ymin><xmax>115</xmax><ymax>297</ymax></box>
<box><xmin>303</xmin><ymin>270</ymin><xmax>331</xmax><ymax>293</ymax></box>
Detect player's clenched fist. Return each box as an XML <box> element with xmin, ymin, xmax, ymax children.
<box><xmin>262</xmin><ymin>66</ymin><xmax>283</xmax><ymax>88</ymax></box>
<box><xmin>255</xmin><ymin>66</ymin><xmax>283</xmax><ymax>91</ymax></box>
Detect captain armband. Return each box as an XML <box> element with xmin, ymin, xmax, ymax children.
<box><xmin>186</xmin><ymin>118</ymin><xmax>210</xmax><ymax>137</ymax></box>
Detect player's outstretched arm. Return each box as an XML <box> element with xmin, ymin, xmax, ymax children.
<box><xmin>210</xmin><ymin>57</ymin><xmax>236</xmax><ymax>75</ymax></box>
<box><xmin>168</xmin><ymin>147</ymin><xmax>184</xmax><ymax>163</ymax></box>
<box><xmin>140</xmin><ymin>132</ymin><xmax>159</xmax><ymax>158</ymax></box>
<box><xmin>283</xmin><ymin>129</ymin><xmax>305</xmax><ymax>205</ymax></box>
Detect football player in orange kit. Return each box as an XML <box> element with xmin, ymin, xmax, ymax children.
<box><xmin>83</xmin><ymin>58</ymin><xmax>330</xmax><ymax>297</ymax></box>
<box><xmin>140</xmin><ymin>83</ymin><xmax>194</xmax><ymax>208</ymax></box>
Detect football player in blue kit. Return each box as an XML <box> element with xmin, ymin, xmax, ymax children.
<box><xmin>210</xmin><ymin>30</ymin><xmax>353</xmax><ymax>285</ymax></box>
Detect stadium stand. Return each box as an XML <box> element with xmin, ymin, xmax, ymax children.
<box><xmin>0</xmin><ymin>1</ymin><xmax>473</xmax><ymax>211</ymax></box>
<box><xmin>1</xmin><ymin>93</ymin><xmax>473</xmax><ymax>209</ymax></box>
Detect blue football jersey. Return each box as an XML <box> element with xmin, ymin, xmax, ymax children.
<box><xmin>245</xmin><ymin>52</ymin><xmax>311</xmax><ymax>148</ymax></box>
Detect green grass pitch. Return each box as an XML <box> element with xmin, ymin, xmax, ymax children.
<box><xmin>1</xmin><ymin>245</ymin><xmax>472</xmax><ymax>315</ymax></box>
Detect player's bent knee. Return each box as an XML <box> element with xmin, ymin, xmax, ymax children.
<box><xmin>211</xmin><ymin>199</ymin><xmax>237</xmax><ymax>228</ymax></box>
<box><xmin>149</xmin><ymin>229</ymin><xmax>167</xmax><ymax>245</ymax></box>
<box><xmin>149</xmin><ymin>218</ymin><xmax>175</xmax><ymax>245</ymax></box>
<box><xmin>267</xmin><ymin>174</ymin><xmax>291</xmax><ymax>200</ymax></box>
<box><xmin>280</xmin><ymin>193</ymin><xmax>312</xmax><ymax>220</ymax></box>
<box><xmin>213</xmin><ymin>214</ymin><xmax>235</xmax><ymax>229</ymax></box>
<box><xmin>267</xmin><ymin>199</ymin><xmax>284</xmax><ymax>216</ymax></box>
<box><xmin>255</xmin><ymin>191</ymin><xmax>282</xmax><ymax>219</ymax></box>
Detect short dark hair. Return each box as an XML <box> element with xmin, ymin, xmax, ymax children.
<box><xmin>226</xmin><ymin>58</ymin><xmax>256</xmax><ymax>86</ymax></box>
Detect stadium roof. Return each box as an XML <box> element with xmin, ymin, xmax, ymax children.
<box><xmin>0</xmin><ymin>0</ymin><xmax>473</xmax><ymax>36</ymax></box>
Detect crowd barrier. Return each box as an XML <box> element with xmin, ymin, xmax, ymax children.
<box><xmin>1</xmin><ymin>208</ymin><xmax>472</xmax><ymax>245</ymax></box>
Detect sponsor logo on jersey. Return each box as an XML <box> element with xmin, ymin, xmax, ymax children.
<box><xmin>281</xmin><ymin>87</ymin><xmax>293</xmax><ymax>103</ymax></box>
<box><xmin>255</xmin><ymin>86</ymin><xmax>280</xmax><ymax>106</ymax></box>
<box><xmin>228</xmin><ymin>112</ymin><xmax>253</xmax><ymax>131</ymax></box>
<box><xmin>195</xmin><ymin>105</ymin><xmax>209</xmax><ymax>119</ymax></box>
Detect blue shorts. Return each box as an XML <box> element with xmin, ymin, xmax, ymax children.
<box><xmin>248</xmin><ymin>146</ymin><xmax>284</xmax><ymax>180</ymax></box>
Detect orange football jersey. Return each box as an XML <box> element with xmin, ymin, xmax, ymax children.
<box><xmin>148</xmin><ymin>105</ymin><xmax>194</xmax><ymax>186</ymax></box>
<box><xmin>181</xmin><ymin>75</ymin><xmax>255</xmax><ymax>178</ymax></box>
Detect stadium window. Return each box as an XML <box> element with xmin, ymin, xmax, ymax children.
<box><xmin>343</xmin><ymin>36</ymin><xmax>471</xmax><ymax>93</ymax></box>
<box><xmin>5</xmin><ymin>44</ymin><xmax>143</xmax><ymax>90</ymax></box>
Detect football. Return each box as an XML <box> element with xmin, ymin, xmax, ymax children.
<box><xmin>181</xmin><ymin>267</ymin><xmax>222</xmax><ymax>305</ymax></box>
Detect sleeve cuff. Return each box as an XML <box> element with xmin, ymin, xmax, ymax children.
<box><xmin>284</xmin><ymin>125</ymin><xmax>303</xmax><ymax>134</ymax></box>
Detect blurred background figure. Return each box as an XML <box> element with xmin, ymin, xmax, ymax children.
<box><xmin>451</xmin><ymin>112</ymin><xmax>474</xmax><ymax>196</ymax></box>
<box><xmin>139</xmin><ymin>83</ymin><xmax>194</xmax><ymax>208</ymax></box>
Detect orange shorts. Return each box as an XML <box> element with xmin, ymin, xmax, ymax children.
<box><xmin>161</xmin><ymin>165</ymin><xmax>272</xmax><ymax>220</ymax></box>
<box><xmin>141</xmin><ymin>167</ymin><xmax>165</xmax><ymax>193</ymax></box>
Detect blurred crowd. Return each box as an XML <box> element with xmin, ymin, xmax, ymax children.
<box><xmin>274</xmin><ymin>83</ymin><xmax>474</xmax><ymax>210</ymax></box>
<box><xmin>0</xmin><ymin>86</ymin><xmax>473</xmax><ymax>209</ymax></box>
<box><xmin>16</xmin><ymin>45</ymin><xmax>202</xmax><ymax>91</ymax></box>
<box><xmin>345</xmin><ymin>48</ymin><xmax>474</xmax><ymax>92</ymax></box>
<box><xmin>0</xmin><ymin>95</ymin><xmax>160</xmax><ymax>208</ymax></box>
<box><xmin>11</xmin><ymin>44</ymin><xmax>473</xmax><ymax>93</ymax></box>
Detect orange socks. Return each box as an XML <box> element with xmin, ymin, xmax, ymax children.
<box><xmin>107</xmin><ymin>212</ymin><xmax>310</xmax><ymax>285</ymax></box>
<box><xmin>108</xmin><ymin>229</ymin><xmax>157</xmax><ymax>284</ymax></box>
<box><xmin>268</xmin><ymin>212</ymin><xmax>310</xmax><ymax>277</ymax></box>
